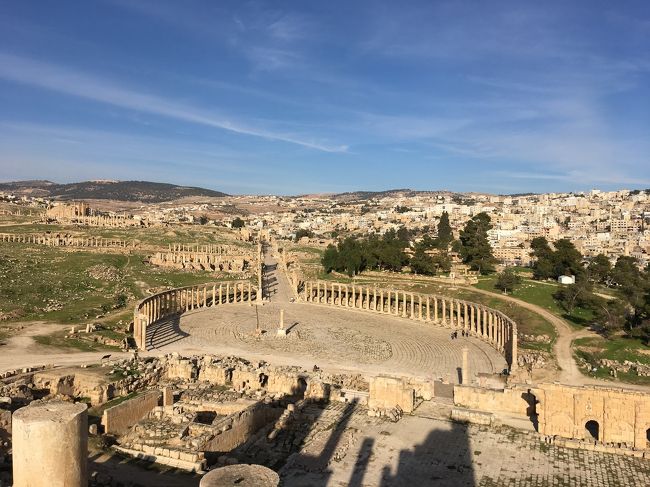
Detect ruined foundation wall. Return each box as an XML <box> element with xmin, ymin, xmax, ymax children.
<box><xmin>102</xmin><ymin>390</ymin><xmax>162</xmax><ymax>435</ymax></box>
<box><xmin>453</xmin><ymin>384</ymin><xmax>530</xmax><ymax>416</ymax></box>
<box><xmin>368</xmin><ymin>376</ymin><xmax>415</xmax><ymax>413</ymax></box>
<box><xmin>203</xmin><ymin>403</ymin><xmax>283</xmax><ymax>454</ymax></box>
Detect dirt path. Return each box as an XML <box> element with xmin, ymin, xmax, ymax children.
<box><xmin>459</xmin><ymin>286</ymin><xmax>650</xmax><ymax>392</ymax></box>
<box><xmin>0</xmin><ymin>321</ymin><xmax>131</xmax><ymax>372</ymax></box>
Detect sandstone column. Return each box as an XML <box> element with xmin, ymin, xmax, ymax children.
<box><xmin>13</xmin><ymin>401</ymin><xmax>88</xmax><ymax>487</ymax></box>
<box><xmin>277</xmin><ymin>309</ymin><xmax>286</xmax><ymax>337</ymax></box>
<box><xmin>461</xmin><ymin>347</ymin><xmax>469</xmax><ymax>385</ymax></box>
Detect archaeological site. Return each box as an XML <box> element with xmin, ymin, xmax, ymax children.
<box><xmin>0</xmin><ymin>214</ymin><xmax>648</xmax><ymax>486</ymax></box>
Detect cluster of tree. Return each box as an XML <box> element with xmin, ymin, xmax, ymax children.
<box><xmin>321</xmin><ymin>211</ymin><xmax>497</xmax><ymax>278</ymax></box>
<box><xmin>294</xmin><ymin>229</ymin><xmax>314</xmax><ymax>241</ymax></box>
<box><xmin>529</xmin><ymin>238</ymin><xmax>650</xmax><ymax>342</ymax></box>
<box><xmin>394</xmin><ymin>205</ymin><xmax>412</xmax><ymax>213</ymax></box>
<box><xmin>231</xmin><ymin>217</ymin><xmax>245</xmax><ymax>228</ymax></box>
<box><xmin>530</xmin><ymin>237</ymin><xmax>583</xmax><ymax>280</ymax></box>
<box><xmin>458</xmin><ymin>212</ymin><xmax>496</xmax><ymax>274</ymax></box>
<box><xmin>321</xmin><ymin>228</ymin><xmax>410</xmax><ymax>276</ymax></box>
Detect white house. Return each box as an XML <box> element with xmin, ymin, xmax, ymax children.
<box><xmin>558</xmin><ymin>275</ymin><xmax>576</xmax><ymax>285</ymax></box>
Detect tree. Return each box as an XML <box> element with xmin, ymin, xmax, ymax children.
<box><xmin>554</xmin><ymin>281</ymin><xmax>594</xmax><ymax>313</ymax></box>
<box><xmin>459</xmin><ymin>212</ymin><xmax>496</xmax><ymax>274</ymax></box>
<box><xmin>410</xmin><ymin>248</ymin><xmax>436</xmax><ymax>275</ymax></box>
<box><xmin>321</xmin><ymin>244</ymin><xmax>339</xmax><ymax>273</ymax></box>
<box><xmin>294</xmin><ymin>229</ymin><xmax>314</xmax><ymax>241</ymax></box>
<box><xmin>231</xmin><ymin>217</ymin><xmax>245</xmax><ymax>228</ymax></box>
<box><xmin>198</xmin><ymin>214</ymin><xmax>209</xmax><ymax>225</ymax></box>
<box><xmin>594</xmin><ymin>298</ymin><xmax>628</xmax><ymax>336</ymax></box>
<box><xmin>552</xmin><ymin>239</ymin><xmax>584</xmax><ymax>280</ymax></box>
<box><xmin>530</xmin><ymin>237</ymin><xmax>555</xmax><ymax>280</ymax></box>
<box><xmin>587</xmin><ymin>254</ymin><xmax>612</xmax><ymax>284</ymax></box>
<box><xmin>530</xmin><ymin>237</ymin><xmax>584</xmax><ymax>281</ymax></box>
<box><xmin>436</xmin><ymin>211</ymin><xmax>453</xmax><ymax>249</ymax></box>
<box><xmin>495</xmin><ymin>268</ymin><xmax>521</xmax><ymax>294</ymax></box>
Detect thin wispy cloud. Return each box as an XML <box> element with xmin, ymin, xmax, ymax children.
<box><xmin>0</xmin><ymin>53</ymin><xmax>348</xmax><ymax>153</ymax></box>
<box><xmin>0</xmin><ymin>1</ymin><xmax>648</xmax><ymax>194</ymax></box>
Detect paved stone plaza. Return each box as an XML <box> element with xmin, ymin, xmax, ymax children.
<box><xmin>149</xmin><ymin>302</ymin><xmax>506</xmax><ymax>382</ymax></box>
<box><xmin>274</xmin><ymin>403</ymin><xmax>650</xmax><ymax>487</ymax></box>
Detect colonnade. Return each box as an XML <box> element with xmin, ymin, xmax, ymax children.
<box><xmin>0</xmin><ymin>233</ymin><xmax>136</xmax><ymax>248</ymax></box>
<box><xmin>150</xmin><ymin>251</ymin><xmax>249</xmax><ymax>271</ymax></box>
<box><xmin>167</xmin><ymin>243</ymin><xmax>236</xmax><ymax>254</ymax></box>
<box><xmin>302</xmin><ymin>280</ymin><xmax>517</xmax><ymax>371</ymax></box>
<box><xmin>45</xmin><ymin>215</ymin><xmax>142</xmax><ymax>227</ymax></box>
<box><xmin>133</xmin><ymin>281</ymin><xmax>257</xmax><ymax>351</ymax></box>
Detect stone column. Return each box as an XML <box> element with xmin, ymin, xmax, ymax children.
<box><xmin>463</xmin><ymin>303</ymin><xmax>469</xmax><ymax>331</ymax></box>
<box><xmin>409</xmin><ymin>293</ymin><xmax>415</xmax><ymax>319</ymax></box>
<box><xmin>402</xmin><ymin>291</ymin><xmax>407</xmax><ymax>317</ymax></box>
<box><xmin>441</xmin><ymin>299</ymin><xmax>446</xmax><ymax>325</ymax></box>
<box><xmin>163</xmin><ymin>386</ymin><xmax>174</xmax><ymax>406</ymax></box>
<box><xmin>483</xmin><ymin>309</ymin><xmax>488</xmax><ymax>337</ymax></box>
<box><xmin>13</xmin><ymin>401</ymin><xmax>88</xmax><ymax>487</ymax></box>
<box><xmin>461</xmin><ymin>347</ymin><xmax>469</xmax><ymax>385</ymax></box>
<box><xmin>276</xmin><ymin>309</ymin><xmax>286</xmax><ymax>337</ymax></box>
<box><xmin>434</xmin><ymin>297</ymin><xmax>438</xmax><ymax>321</ymax></box>
<box><xmin>510</xmin><ymin>322</ymin><xmax>518</xmax><ymax>371</ymax></box>
<box><xmin>426</xmin><ymin>296</ymin><xmax>430</xmax><ymax>321</ymax></box>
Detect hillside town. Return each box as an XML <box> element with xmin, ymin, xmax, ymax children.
<box><xmin>4</xmin><ymin>188</ymin><xmax>649</xmax><ymax>269</ymax></box>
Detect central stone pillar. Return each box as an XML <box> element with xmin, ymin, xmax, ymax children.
<box><xmin>276</xmin><ymin>309</ymin><xmax>286</xmax><ymax>337</ymax></box>
<box><xmin>13</xmin><ymin>401</ymin><xmax>88</xmax><ymax>487</ymax></box>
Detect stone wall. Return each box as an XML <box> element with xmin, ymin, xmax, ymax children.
<box><xmin>453</xmin><ymin>384</ymin><xmax>531</xmax><ymax>416</ymax></box>
<box><xmin>202</xmin><ymin>402</ymin><xmax>283</xmax><ymax>454</ymax></box>
<box><xmin>102</xmin><ymin>390</ymin><xmax>162</xmax><ymax>435</ymax></box>
<box><xmin>368</xmin><ymin>376</ymin><xmax>415</xmax><ymax>413</ymax></box>
<box><xmin>302</xmin><ymin>280</ymin><xmax>518</xmax><ymax>371</ymax></box>
<box><xmin>534</xmin><ymin>383</ymin><xmax>650</xmax><ymax>450</ymax></box>
<box><xmin>451</xmin><ymin>382</ymin><xmax>650</xmax><ymax>450</ymax></box>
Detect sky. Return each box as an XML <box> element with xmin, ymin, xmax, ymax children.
<box><xmin>0</xmin><ymin>1</ymin><xmax>649</xmax><ymax>195</ymax></box>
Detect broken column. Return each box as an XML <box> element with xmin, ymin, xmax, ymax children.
<box><xmin>162</xmin><ymin>386</ymin><xmax>174</xmax><ymax>406</ymax></box>
<box><xmin>12</xmin><ymin>401</ymin><xmax>88</xmax><ymax>487</ymax></box>
<box><xmin>276</xmin><ymin>309</ymin><xmax>286</xmax><ymax>337</ymax></box>
<box><xmin>200</xmin><ymin>464</ymin><xmax>279</xmax><ymax>487</ymax></box>
<box><xmin>461</xmin><ymin>347</ymin><xmax>469</xmax><ymax>385</ymax></box>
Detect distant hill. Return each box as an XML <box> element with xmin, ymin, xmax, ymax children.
<box><xmin>0</xmin><ymin>180</ymin><xmax>228</xmax><ymax>203</ymax></box>
<box><xmin>327</xmin><ymin>189</ymin><xmax>454</xmax><ymax>201</ymax></box>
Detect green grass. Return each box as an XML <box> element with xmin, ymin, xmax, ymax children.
<box><xmin>33</xmin><ymin>330</ymin><xmax>120</xmax><ymax>352</ymax></box>
<box><xmin>88</xmin><ymin>391</ymin><xmax>140</xmax><ymax>419</ymax></box>
<box><xmin>429</xmin><ymin>285</ymin><xmax>557</xmax><ymax>352</ymax></box>
<box><xmin>573</xmin><ymin>335</ymin><xmax>650</xmax><ymax>385</ymax></box>
<box><xmin>0</xmin><ymin>241</ymin><xmax>247</xmax><ymax>325</ymax></box>
<box><xmin>475</xmin><ymin>276</ymin><xmax>594</xmax><ymax>329</ymax></box>
<box><xmin>0</xmin><ymin>222</ymin><xmax>253</xmax><ymax>249</ymax></box>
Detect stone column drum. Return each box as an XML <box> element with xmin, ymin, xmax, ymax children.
<box><xmin>12</xmin><ymin>401</ymin><xmax>88</xmax><ymax>487</ymax></box>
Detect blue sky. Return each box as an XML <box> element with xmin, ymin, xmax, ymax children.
<box><xmin>1</xmin><ymin>1</ymin><xmax>649</xmax><ymax>195</ymax></box>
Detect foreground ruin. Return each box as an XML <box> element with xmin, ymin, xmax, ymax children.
<box><xmin>0</xmin><ymin>351</ymin><xmax>649</xmax><ymax>486</ymax></box>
